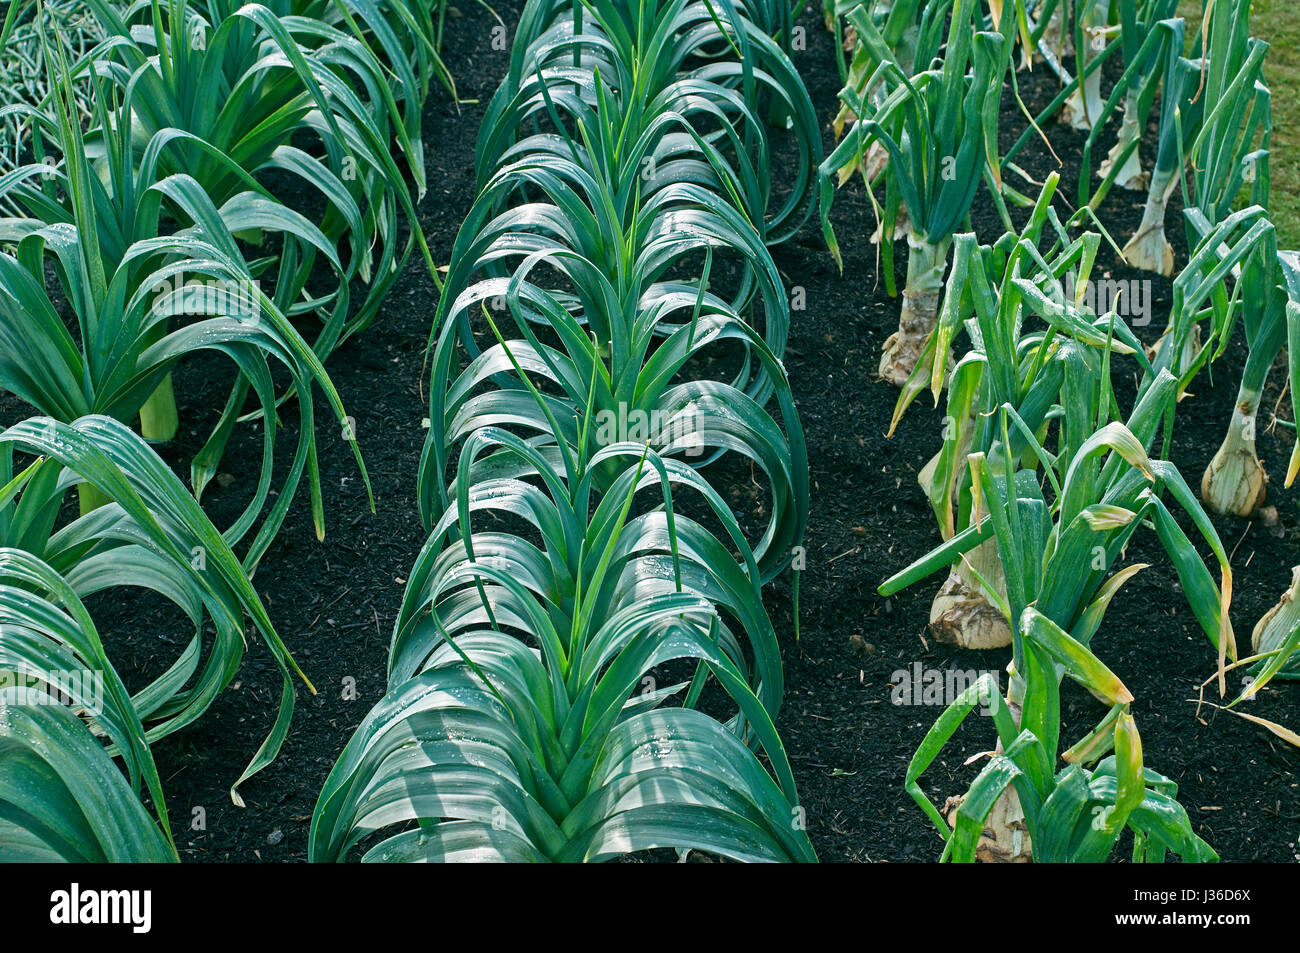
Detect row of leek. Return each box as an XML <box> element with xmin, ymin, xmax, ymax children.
<box><xmin>310</xmin><ymin>0</ymin><xmax>823</xmax><ymax>863</ymax></box>
<box><xmin>0</xmin><ymin>0</ymin><xmax>451</xmax><ymax>859</ymax></box>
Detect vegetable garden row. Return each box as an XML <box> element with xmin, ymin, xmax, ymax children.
<box><xmin>0</xmin><ymin>0</ymin><xmax>1296</xmax><ymax>864</ymax></box>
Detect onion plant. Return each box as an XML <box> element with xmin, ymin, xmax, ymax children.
<box><xmin>1173</xmin><ymin>0</ymin><xmax>1285</xmax><ymax>516</ymax></box>
<box><xmin>903</xmin><ymin>612</ymin><xmax>1218</xmax><ymax>862</ymax></box>
<box><xmin>892</xmin><ymin>176</ymin><xmax>1161</xmax><ymax>648</ymax></box>
<box><xmin>1059</xmin><ymin>0</ymin><xmax>1109</xmax><ymax>131</ymax></box>
<box><xmin>827</xmin><ymin>0</ymin><xmax>924</xmax><ymax>183</ymax></box>
<box><xmin>1195</xmin><ymin>229</ymin><xmax>1296</xmax><ymax>517</ymax></box>
<box><xmin>1028</xmin><ymin>0</ymin><xmax>1069</xmax><ymax>68</ymax></box>
<box><xmin>1199</xmin><ymin>266</ymin><xmax>1300</xmax><ymax>733</ymax></box>
<box><xmin>1142</xmin><ymin>205</ymin><xmax>1271</xmax><ymax>384</ymax></box>
<box><xmin>1092</xmin><ymin>0</ymin><xmax>1177</xmax><ymax>192</ymax></box>
<box><xmin>1248</xmin><ymin>567</ymin><xmax>1300</xmax><ymax>691</ymax></box>
<box><xmin>0</xmin><ymin>414</ymin><xmax>313</xmax><ymax>859</ymax></box>
<box><xmin>819</xmin><ymin>0</ymin><xmax>1011</xmax><ymax>385</ymax></box>
<box><xmin>1182</xmin><ymin>0</ymin><xmax>1269</xmax><ymax>229</ymax></box>
<box><xmin>1120</xmin><ymin>17</ymin><xmax>1201</xmax><ymax>274</ymax></box>
<box><xmin>1000</xmin><ymin>2</ymin><xmax>1179</xmax><ymax>214</ymax></box>
<box><xmin>882</xmin><ymin>367</ymin><xmax>1234</xmax><ymax>861</ymax></box>
<box><xmin>1131</xmin><ymin>204</ymin><xmax>1276</xmax><ymax>502</ymax></box>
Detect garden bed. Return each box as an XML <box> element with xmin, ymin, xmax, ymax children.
<box><xmin>5</xmin><ymin>0</ymin><xmax>1292</xmax><ymax>863</ymax></box>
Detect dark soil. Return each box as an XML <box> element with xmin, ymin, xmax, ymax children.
<box><xmin>4</xmin><ymin>1</ymin><xmax>1295</xmax><ymax>863</ymax></box>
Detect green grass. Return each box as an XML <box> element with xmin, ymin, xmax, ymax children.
<box><xmin>1254</xmin><ymin>0</ymin><xmax>1300</xmax><ymax>248</ymax></box>
<box><xmin>1181</xmin><ymin>0</ymin><xmax>1300</xmax><ymax>247</ymax></box>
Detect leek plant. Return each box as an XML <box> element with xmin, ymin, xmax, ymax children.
<box><xmin>882</xmin><ymin>366</ymin><xmax>1234</xmax><ymax>861</ymax></box>
<box><xmin>473</xmin><ymin>0</ymin><xmax>821</xmax><ymax>246</ymax></box>
<box><xmin>311</xmin><ymin>439</ymin><xmax>816</xmax><ymax>862</ymax></box>
<box><xmin>256</xmin><ymin>0</ymin><xmax>454</xmax><ymax>105</ymax></box>
<box><xmin>440</xmin><ymin>0</ymin><xmax>809</xmax><ymax>650</ymax></box>
<box><xmin>1</xmin><ymin>661</ymin><xmax>177</xmax><ymax>861</ymax></box>
<box><xmin>78</xmin><ymin>0</ymin><xmax>432</xmax><ymax>356</ymax></box>
<box><xmin>0</xmin><ymin>62</ymin><xmax>370</xmax><ymax>568</ymax></box>
<box><xmin>0</xmin><ymin>415</ymin><xmax>313</xmax><ymax>859</ymax></box>
<box><xmin>0</xmin><ymin>0</ymin><xmax>103</xmax><ymax>176</ymax></box>
<box><xmin>423</xmin><ymin>171</ymin><xmax>809</xmax><ymax>578</ymax></box>
<box><xmin>424</xmin><ymin>0</ymin><xmax>817</xmax><ymax>574</ymax></box>
<box><xmin>819</xmin><ymin>0</ymin><xmax>1011</xmax><ymax>386</ymax></box>
<box><xmin>313</xmin><ymin>0</ymin><xmax>817</xmax><ymax>862</ymax></box>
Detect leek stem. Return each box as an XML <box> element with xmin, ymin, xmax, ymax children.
<box><xmin>140</xmin><ymin>372</ymin><xmax>179</xmax><ymax>442</ymax></box>
<box><xmin>77</xmin><ymin>481</ymin><xmax>110</xmax><ymax>516</ymax></box>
